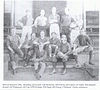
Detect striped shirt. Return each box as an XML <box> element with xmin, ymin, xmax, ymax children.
<box><xmin>49</xmin><ymin>14</ymin><xmax>60</xmax><ymax>24</ymax></box>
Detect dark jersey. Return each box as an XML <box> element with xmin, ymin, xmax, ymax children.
<box><xmin>6</xmin><ymin>35</ymin><xmax>20</xmax><ymax>50</ymax></box>
<box><xmin>36</xmin><ymin>37</ymin><xmax>48</xmax><ymax>58</ymax></box>
<box><xmin>19</xmin><ymin>15</ymin><xmax>33</xmax><ymax>26</ymax></box>
<box><xmin>49</xmin><ymin>38</ymin><xmax>60</xmax><ymax>47</ymax></box>
<box><xmin>61</xmin><ymin>14</ymin><xmax>74</xmax><ymax>27</ymax></box>
<box><xmin>75</xmin><ymin>34</ymin><xmax>91</xmax><ymax>46</ymax></box>
<box><xmin>38</xmin><ymin>37</ymin><xmax>49</xmax><ymax>44</ymax></box>
<box><xmin>60</xmin><ymin>42</ymin><xmax>71</xmax><ymax>54</ymax></box>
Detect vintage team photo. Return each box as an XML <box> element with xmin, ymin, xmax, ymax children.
<box><xmin>4</xmin><ymin>0</ymin><xmax>99</xmax><ymax>80</ymax></box>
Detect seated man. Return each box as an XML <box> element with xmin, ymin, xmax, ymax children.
<box><xmin>33</xmin><ymin>31</ymin><xmax>49</xmax><ymax>80</ymax></box>
<box><xmin>6</xmin><ymin>28</ymin><xmax>23</xmax><ymax>71</ymax></box>
<box><xmin>49</xmin><ymin>32</ymin><xmax>60</xmax><ymax>58</ymax></box>
<box><xmin>22</xmin><ymin>33</ymin><xmax>38</xmax><ymax>66</ymax></box>
<box><xmin>50</xmin><ymin>34</ymin><xmax>71</xmax><ymax>75</ymax></box>
<box><xmin>73</xmin><ymin>29</ymin><xmax>94</xmax><ymax>66</ymax></box>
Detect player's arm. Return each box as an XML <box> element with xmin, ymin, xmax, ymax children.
<box><xmin>44</xmin><ymin>41</ymin><xmax>50</xmax><ymax>45</ymax></box>
<box><xmin>17</xmin><ymin>35</ymin><xmax>21</xmax><ymax>46</ymax></box>
<box><xmin>86</xmin><ymin>35</ymin><xmax>93</xmax><ymax>46</ymax></box>
<box><xmin>65</xmin><ymin>43</ymin><xmax>71</xmax><ymax>55</ymax></box>
<box><xmin>33</xmin><ymin>39</ymin><xmax>39</xmax><ymax>45</ymax></box>
<box><xmin>17</xmin><ymin>17</ymin><xmax>24</xmax><ymax>28</ymax></box>
<box><xmin>73</xmin><ymin>37</ymin><xmax>79</xmax><ymax>51</ymax></box>
<box><xmin>34</xmin><ymin>17</ymin><xmax>38</xmax><ymax>28</ymax></box>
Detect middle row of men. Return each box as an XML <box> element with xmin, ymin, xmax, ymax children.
<box><xmin>21</xmin><ymin>30</ymin><xmax>73</xmax><ymax>79</ymax></box>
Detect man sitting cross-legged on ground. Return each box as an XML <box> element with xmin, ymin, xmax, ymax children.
<box><xmin>33</xmin><ymin>31</ymin><xmax>49</xmax><ymax>80</ymax></box>
<box><xmin>21</xmin><ymin>33</ymin><xmax>38</xmax><ymax>66</ymax></box>
<box><xmin>6</xmin><ymin>28</ymin><xmax>23</xmax><ymax>72</ymax></box>
<box><xmin>73</xmin><ymin>29</ymin><xmax>94</xmax><ymax>67</ymax></box>
<box><xmin>50</xmin><ymin>34</ymin><xmax>71</xmax><ymax>75</ymax></box>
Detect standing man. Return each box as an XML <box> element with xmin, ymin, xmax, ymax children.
<box><xmin>61</xmin><ymin>7</ymin><xmax>76</xmax><ymax>43</ymax></box>
<box><xmin>34</xmin><ymin>10</ymin><xmax>47</xmax><ymax>37</ymax></box>
<box><xmin>49</xmin><ymin>7</ymin><xmax>60</xmax><ymax>39</ymax></box>
<box><xmin>18</xmin><ymin>9</ymin><xmax>34</xmax><ymax>48</ymax></box>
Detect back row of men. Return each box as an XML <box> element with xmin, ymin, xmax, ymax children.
<box><xmin>17</xmin><ymin>7</ymin><xmax>79</xmax><ymax>49</ymax></box>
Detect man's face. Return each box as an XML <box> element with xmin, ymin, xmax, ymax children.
<box><xmin>61</xmin><ymin>35</ymin><xmax>67</xmax><ymax>44</ymax></box>
<box><xmin>40</xmin><ymin>10</ymin><xmax>45</xmax><ymax>16</ymax></box>
<box><xmin>51</xmin><ymin>32</ymin><xmax>56</xmax><ymax>39</ymax></box>
<box><xmin>40</xmin><ymin>31</ymin><xmax>45</xmax><ymax>38</ymax></box>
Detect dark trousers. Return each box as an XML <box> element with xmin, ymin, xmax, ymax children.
<box><xmin>22</xmin><ymin>44</ymin><xmax>38</xmax><ymax>63</ymax></box>
<box><xmin>51</xmin><ymin>56</ymin><xmax>67</xmax><ymax>70</ymax></box>
<box><xmin>8</xmin><ymin>47</ymin><xmax>23</xmax><ymax>62</ymax></box>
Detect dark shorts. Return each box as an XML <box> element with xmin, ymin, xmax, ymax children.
<box><xmin>51</xmin><ymin>45</ymin><xmax>57</xmax><ymax>53</ymax></box>
<box><xmin>51</xmin><ymin>56</ymin><xmax>67</xmax><ymax>63</ymax></box>
<box><xmin>51</xmin><ymin>52</ymin><xmax>69</xmax><ymax>63</ymax></box>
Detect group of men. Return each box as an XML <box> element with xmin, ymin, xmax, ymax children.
<box><xmin>6</xmin><ymin>7</ymin><xmax>94</xmax><ymax>80</ymax></box>
<box><xmin>17</xmin><ymin>7</ymin><xmax>76</xmax><ymax>48</ymax></box>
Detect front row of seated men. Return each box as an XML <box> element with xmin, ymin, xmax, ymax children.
<box><xmin>6</xmin><ymin>28</ymin><xmax>94</xmax><ymax>80</ymax></box>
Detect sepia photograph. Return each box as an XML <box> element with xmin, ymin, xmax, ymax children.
<box><xmin>4</xmin><ymin>0</ymin><xmax>99</xmax><ymax>81</ymax></box>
